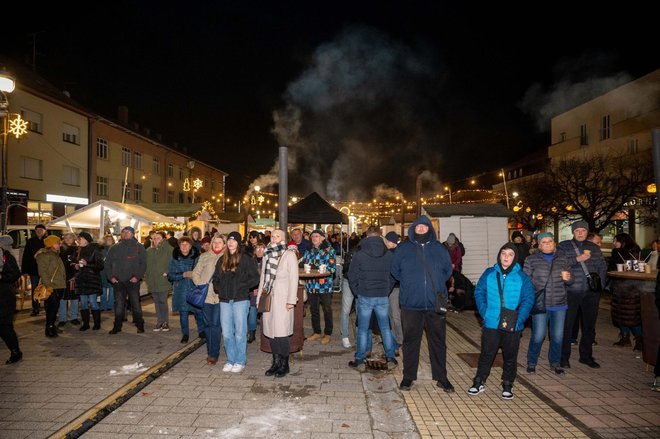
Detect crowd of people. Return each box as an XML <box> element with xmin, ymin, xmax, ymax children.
<box><xmin>1</xmin><ymin>219</ymin><xmax>659</xmax><ymax>395</ymax></box>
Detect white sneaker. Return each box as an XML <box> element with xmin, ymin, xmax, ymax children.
<box><xmin>222</xmin><ymin>363</ymin><xmax>233</xmax><ymax>372</ymax></box>
<box><xmin>342</xmin><ymin>337</ymin><xmax>352</xmax><ymax>348</ymax></box>
<box><xmin>153</xmin><ymin>324</ymin><xmax>162</xmax><ymax>332</ymax></box>
<box><xmin>160</xmin><ymin>322</ymin><xmax>170</xmax><ymax>332</ymax></box>
<box><xmin>230</xmin><ymin>364</ymin><xmax>245</xmax><ymax>373</ymax></box>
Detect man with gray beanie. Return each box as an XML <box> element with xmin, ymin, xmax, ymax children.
<box><xmin>557</xmin><ymin>220</ymin><xmax>607</xmax><ymax>369</ymax></box>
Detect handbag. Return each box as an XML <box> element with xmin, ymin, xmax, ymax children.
<box><xmin>34</xmin><ymin>265</ymin><xmax>59</xmax><ymax>301</ymax></box>
<box><xmin>496</xmin><ymin>273</ymin><xmax>518</xmax><ymax>332</ymax></box>
<box><xmin>257</xmin><ymin>289</ymin><xmax>272</xmax><ymax>313</ymax></box>
<box><xmin>186</xmin><ymin>273</ymin><xmax>214</xmax><ymax>309</ymax></box>
<box><xmin>415</xmin><ymin>245</ymin><xmax>447</xmax><ymax>315</ymax></box>
<box><xmin>571</xmin><ymin>242</ymin><xmax>602</xmax><ymax>292</ymax></box>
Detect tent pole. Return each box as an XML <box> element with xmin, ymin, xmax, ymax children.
<box><xmin>99</xmin><ymin>204</ymin><xmax>104</xmax><ymax>239</ymax></box>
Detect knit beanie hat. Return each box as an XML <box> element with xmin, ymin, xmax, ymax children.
<box><xmin>78</xmin><ymin>232</ymin><xmax>94</xmax><ymax>244</ymax></box>
<box><xmin>44</xmin><ymin>235</ymin><xmax>61</xmax><ymax>248</ymax></box>
<box><xmin>537</xmin><ymin>232</ymin><xmax>554</xmax><ymax>241</ymax></box>
<box><xmin>571</xmin><ymin>220</ymin><xmax>589</xmax><ymax>232</ymax></box>
<box><xmin>0</xmin><ymin>235</ymin><xmax>13</xmax><ymax>248</ymax></box>
<box><xmin>227</xmin><ymin>231</ymin><xmax>242</xmax><ymax>243</ymax></box>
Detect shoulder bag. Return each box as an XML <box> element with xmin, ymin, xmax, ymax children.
<box><xmin>186</xmin><ymin>272</ymin><xmax>214</xmax><ymax>309</ymax></box>
<box><xmin>258</xmin><ymin>253</ymin><xmax>285</xmax><ymax>313</ymax></box>
<box><xmin>496</xmin><ymin>273</ymin><xmax>518</xmax><ymax>332</ymax></box>
<box><xmin>415</xmin><ymin>245</ymin><xmax>447</xmax><ymax>315</ymax></box>
<box><xmin>34</xmin><ymin>265</ymin><xmax>59</xmax><ymax>301</ymax></box>
<box><xmin>571</xmin><ymin>241</ymin><xmax>602</xmax><ymax>292</ymax></box>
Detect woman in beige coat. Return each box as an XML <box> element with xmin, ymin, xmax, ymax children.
<box><xmin>36</xmin><ymin>235</ymin><xmax>67</xmax><ymax>338</ymax></box>
<box><xmin>192</xmin><ymin>234</ymin><xmax>226</xmax><ymax>365</ymax></box>
<box><xmin>257</xmin><ymin>229</ymin><xmax>299</xmax><ymax>378</ymax></box>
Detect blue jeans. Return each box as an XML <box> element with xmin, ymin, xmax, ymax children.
<box><xmin>180</xmin><ymin>307</ymin><xmax>205</xmax><ymax>337</ymax></box>
<box><xmin>527</xmin><ymin>310</ymin><xmax>566</xmax><ymax>367</ymax></box>
<box><xmin>340</xmin><ymin>278</ymin><xmax>355</xmax><ymax>339</ymax></box>
<box><xmin>220</xmin><ymin>300</ymin><xmax>249</xmax><ymax>366</ymax></box>
<box><xmin>100</xmin><ymin>286</ymin><xmax>114</xmax><ymax>310</ymax></box>
<box><xmin>248</xmin><ymin>305</ymin><xmax>257</xmax><ymax>332</ymax></box>
<box><xmin>356</xmin><ymin>295</ymin><xmax>396</xmax><ymax>360</ymax></box>
<box><xmin>79</xmin><ymin>294</ymin><xmax>99</xmax><ymax>310</ymax></box>
<box><xmin>620</xmin><ymin>325</ymin><xmax>642</xmax><ymax>337</ymax></box>
<box><xmin>59</xmin><ymin>299</ymin><xmax>79</xmax><ymax>322</ymax></box>
<box><xmin>203</xmin><ymin>303</ymin><xmax>222</xmax><ymax>360</ymax></box>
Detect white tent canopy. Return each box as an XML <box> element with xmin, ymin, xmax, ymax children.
<box><xmin>49</xmin><ymin>200</ymin><xmax>181</xmax><ymax>238</ymax></box>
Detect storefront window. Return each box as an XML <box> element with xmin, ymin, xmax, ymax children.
<box><xmin>27</xmin><ymin>201</ymin><xmax>53</xmax><ymax>225</ymax></box>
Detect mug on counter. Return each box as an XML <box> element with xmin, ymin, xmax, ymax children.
<box><xmin>616</xmin><ymin>263</ymin><xmax>625</xmax><ymax>272</ymax></box>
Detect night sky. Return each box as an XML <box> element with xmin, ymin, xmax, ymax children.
<box><xmin>2</xmin><ymin>3</ymin><xmax>657</xmax><ymax>201</ymax></box>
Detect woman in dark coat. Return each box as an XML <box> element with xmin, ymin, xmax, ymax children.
<box><xmin>212</xmin><ymin>231</ymin><xmax>260</xmax><ymax>373</ymax></box>
<box><xmin>72</xmin><ymin>232</ymin><xmax>104</xmax><ymax>331</ymax></box>
<box><xmin>168</xmin><ymin>236</ymin><xmax>203</xmax><ymax>344</ymax></box>
<box><xmin>609</xmin><ymin>233</ymin><xmax>643</xmax><ymax>350</ymax></box>
<box><xmin>58</xmin><ymin>232</ymin><xmax>80</xmax><ymax>326</ymax></box>
<box><xmin>0</xmin><ymin>235</ymin><xmax>22</xmax><ymax>363</ymax></box>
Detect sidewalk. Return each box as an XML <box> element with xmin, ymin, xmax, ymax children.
<box><xmin>1</xmin><ymin>294</ymin><xmax>659</xmax><ymax>438</ymax></box>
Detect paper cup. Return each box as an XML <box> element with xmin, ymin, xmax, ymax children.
<box><xmin>616</xmin><ymin>264</ymin><xmax>624</xmax><ymax>272</ymax></box>
<box><xmin>637</xmin><ymin>262</ymin><xmax>645</xmax><ymax>272</ymax></box>
<box><xmin>319</xmin><ymin>264</ymin><xmax>327</xmax><ymax>274</ymax></box>
<box><xmin>304</xmin><ymin>264</ymin><xmax>311</xmax><ymax>273</ymax></box>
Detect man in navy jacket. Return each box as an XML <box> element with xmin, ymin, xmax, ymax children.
<box><xmin>391</xmin><ymin>216</ymin><xmax>454</xmax><ymax>392</ymax></box>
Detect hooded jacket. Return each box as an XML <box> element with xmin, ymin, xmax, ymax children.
<box><xmin>348</xmin><ymin>236</ymin><xmax>394</xmax><ymax>298</ymax></box>
<box><xmin>391</xmin><ymin>216</ymin><xmax>453</xmax><ymax>311</ymax></box>
<box><xmin>474</xmin><ymin>243</ymin><xmax>535</xmax><ymax>331</ymax></box>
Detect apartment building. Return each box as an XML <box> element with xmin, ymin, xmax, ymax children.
<box><xmin>1</xmin><ymin>57</ymin><xmax>90</xmax><ymax>226</ymax></box>
<box><xmin>1</xmin><ymin>56</ymin><xmax>228</xmax><ymax>228</ymax></box>
<box><xmin>90</xmin><ymin>108</ymin><xmax>227</xmax><ymax>212</ymax></box>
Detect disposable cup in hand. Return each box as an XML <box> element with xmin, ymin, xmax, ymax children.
<box><xmin>319</xmin><ymin>264</ymin><xmax>327</xmax><ymax>274</ymax></box>
<box><xmin>583</xmin><ymin>249</ymin><xmax>591</xmax><ymax>256</ymax></box>
<box><xmin>561</xmin><ymin>271</ymin><xmax>570</xmax><ymax>281</ymax></box>
<box><xmin>304</xmin><ymin>264</ymin><xmax>311</xmax><ymax>273</ymax></box>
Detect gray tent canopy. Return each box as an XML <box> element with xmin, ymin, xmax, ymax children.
<box><xmin>287</xmin><ymin>192</ymin><xmax>349</xmax><ymax>224</ymax></box>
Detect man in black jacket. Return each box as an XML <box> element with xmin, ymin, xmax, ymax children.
<box><xmin>347</xmin><ymin>226</ymin><xmax>397</xmax><ymax>371</ymax></box>
<box><xmin>21</xmin><ymin>224</ymin><xmax>47</xmax><ymax>316</ymax></box>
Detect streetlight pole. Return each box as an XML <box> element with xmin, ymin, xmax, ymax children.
<box><xmin>444</xmin><ymin>186</ymin><xmax>452</xmax><ymax>204</ymax></box>
<box><xmin>500</xmin><ymin>168</ymin><xmax>510</xmax><ymax>209</ymax></box>
<box><xmin>0</xmin><ymin>70</ymin><xmax>16</xmax><ymax>233</ymax></box>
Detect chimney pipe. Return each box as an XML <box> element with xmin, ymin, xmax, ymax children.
<box><xmin>118</xmin><ymin>106</ymin><xmax>129</xmax><ymax>124</ymax></box>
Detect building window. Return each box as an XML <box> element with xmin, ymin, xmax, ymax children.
<box><xmin>62</xmin><ymin>123</ymin><xmax>80</xmax><ymax>145</ymax></box>
<box><xmin>20</xmin><ymin>156</ymin><xmax>42</xmax><ymax>180</ymax></box>
<box><xmin>167</xmin><ymin>190</ymin><xmax>174</xmax><ymax>203</ymax></box>
<box><xmin>600</xmin><ymin>115</ymin><xmax>611</xmax><ymax>140</ymax></box>
<box><xmin>519</xmin><ymin>168</ymin><xmax>523</xmax><ymax>177</ymax></box>
<box><xmin>211</xmin><ymin>179</ymin><xmax>215</xmax><ymax>190</ymax></box>
<box><xmin>121</xmin><ymin>147</ymin><xmax>131</xmax><ymax>166</ymax></box>
<box><xmin>134</xmin><ymin>184</ymin><xmax>142</xmax><ymax>201</ymax></box>
<box><xmin>559</xmin><ymin>132</ymin><xmax>566</xmax><ymax>142</ymax></box>
<box><xmin>62</xmin><ymin>165</ymin><xmax>80</xmax><ymax>186</ymax></box>
<box><xmin>152</xmin><ymin>187</ymin><xmax>160</xmax><ymax>203</ymax></box>
<box><xmin>27</xmin><ymin>201</ymin><xmax>53</xmax><ymax>225</ymax></box>
<box><xmin>153</xmin><ymin>158</ymin><xmax>160</xmax><ymax>175</ymax></box>
<box><xmin>134</xmin><ymin>152</ymin><xmax>142</xmax><ymax>169</ymax></box>
<box><xmin>178</xmin><ymin>167</ymin><xmax>184</xmax><ymax>180</ymax></box>
<box><xmin>179</xmin><ymin>192</ymin><xmax>184</xmax><ymax>203</ymax></box>
<box><xmin>168</xmin><ymin>163</ymin><xmax>174</xmax><ymax>177</ymax></box>
<box><xmin>629</xmin><ymin>138</ymin><xmax>639</xmax><ymax>154</ymax></box>
<box><xmin>20</xmin><ymin>108</ymin><xmax>43</xmax><ymax>134</ymax></box>
<box><xmin>96</xmin><ymin>176</ymin><xmax>108</xmax><ymax>196</ymax></box>
<box><xmin>580</xmin><ymin>124</ymin><xmax>588</xmax><ymax>146</ymax></box>
<box><xmin>96</xmin><ymin>138</ymin><xmax>108</xmax><ymax>159</ymax></box>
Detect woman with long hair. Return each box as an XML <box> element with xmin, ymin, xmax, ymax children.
<box><xmin>212</xmin><ymin>232</ymin><xmax>259</xmax><ymax>373</ymax></box>
<box><xmin>257</xmin><ymin>229</ymin><xmax>299</xmax><ymax>377</ymax></box>
<box><xmin>192</xmin><ymin>233</ymin><xmax>226</xmax><ymax>365</ymax></box>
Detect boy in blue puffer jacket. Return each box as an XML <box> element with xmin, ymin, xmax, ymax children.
<box><xmin>468</xmin><ymin>242</ymin><xmax>534</xmax><ymax>400</ymax></box>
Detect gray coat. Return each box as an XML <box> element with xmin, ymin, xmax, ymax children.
<box><xmin>523</xmin><ymin>249</ymin><xmax>573</xmax><ymax>313</ymax></box>
<box><xmin>557</xmin><ymin>239</ymin><xmax>607</xmax><ymax>294</ymax></box>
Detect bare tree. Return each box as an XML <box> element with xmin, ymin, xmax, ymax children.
<box><xmin>510</xmin><ymin>175</ymin><xmax>555</xmax><ymax>231</ymax></box>
<box><xmin>545</xmin><ymin>152</ymin><xmax>653</xmax><ymax>232</ymax></box>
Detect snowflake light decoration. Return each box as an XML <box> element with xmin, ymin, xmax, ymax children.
<box><xmin>193</xmin><ymin>178</ymin><xmax>203</xmax><ymax>190</ymax></box>
<box><xmin>9</xmin><ymin>114</ymin><xmax>28</xmax><ymax>139</ymax></box>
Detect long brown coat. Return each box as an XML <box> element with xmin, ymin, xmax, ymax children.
<box><xmin>257</xmin><ymin>249</ymin><xmax>299</xmax><ymax>338</ymax></box>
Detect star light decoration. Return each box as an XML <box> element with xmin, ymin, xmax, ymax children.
<box><xmin>9</xmin><ymin>114</ymin><xmax>28</xmax><ymax>139</ymax></box>
<box><xmin>193</xmin><ymin>178</ymin><xmax>203</xmax><ymax>190</ymax></box>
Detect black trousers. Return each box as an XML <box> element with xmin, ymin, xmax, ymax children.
<box><xmin>0</xmin><ymin>323</ymin><xmax>19</xmax><ymax>353</ymax></box>
<box><xmin>45</xmin><ymin>291</ymin><xmax>61</xmax><ymax>328</ymax></box>
<box><xmin>309</xmin><ymin>293</ymin><xmax>333</xmax><ymax>335</ymax></box>
<box><xmin>269</xmin><ymin>336</ymin><xmax>290</xmax><ymax>356</ymax></box>
<box><xmin>562</xmin><ymin>290</ymin><xmax>599</xmax><ymax>362</ymax></box>
<box><xmin>113</xmin><ymin>281</ymin><xmax>144</xmax><ymax>329</ymax></box>
<box><xmin>30</xmin><ymin>275</ymin><xmax>41</xmax><ymax>313</ymax></box>
<box><xmin>400</xmin><ymin>308</ymin><xmax>448</xmax><ymax>382</ymax></box>
<box><xmin>475</xmin><ymin>328</ymin><xmax>521</xmax><ymax>385</ymax></box>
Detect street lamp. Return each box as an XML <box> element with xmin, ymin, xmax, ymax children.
<box><xmin>1</xmin><ymin>69</ymin><xmax>17</xmax><ymax>233</ymax></box>
<box><xmin>444</xmin><ymin>186</ymin><xmax>452</xmax><ymax>204</ymax></box>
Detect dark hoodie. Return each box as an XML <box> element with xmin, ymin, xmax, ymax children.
<box><xmin>391</xmin><ymin>216</ymin><xmax>453</xmax><ymax>311</ymax></box>
<box><xmin>348</xmin><ymin>235</ymin><xmax>394</xmax><ymax>297</ymax></box>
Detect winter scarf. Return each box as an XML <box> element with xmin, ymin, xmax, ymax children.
<box><xmin>262</xmin><ymin>241</ymin><xmax>287</xmax><ymax>293</ymax></box>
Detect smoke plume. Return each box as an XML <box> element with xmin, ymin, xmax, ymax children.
<box><xmin>249</xmin><ymin>25</ymin><xmax>445</xmax><ymax>201</ymax></box>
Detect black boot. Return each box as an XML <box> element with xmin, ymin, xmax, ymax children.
<box><xmin>633</xmin><ymin>335</ymin><xmax>643</xmax><ymax>351</ymax></box>
<box><xmin>92</xmin><ymin>310</ymin><xmax>101</xmax><ymax>330</ymax></box>
<box><xmin>275</xmin><ymin>356</ymin><xmax>290</xmax><ymax>378</ymax></box>
<box><xmin>79</xmin><ymin>309</ymin><xmax>91</xmax><ymax>331</ymax></box>
<box><xmin>46</xmin><ymin>325</ymin><xmax>58</xmax><ymax>338</ymax></box>
<box><xmin>265</xmin><ymin>354</ymin><xmax>280</xmax><ymax>376</ymax></box>
<box><xmin>6</xmin><ymin>349</ymin><xmax>23</xmax><ymax>364</ymax></box>
<box><xmin>247</xmin><ymin>330</ymin><xmax>256</xmax><ymax>344</ymax></box>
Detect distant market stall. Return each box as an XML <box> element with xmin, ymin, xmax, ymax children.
<box><xmin>48</xmin><ymin>200</ymin><xmax>182</xmax><ymax>241</ymax></box>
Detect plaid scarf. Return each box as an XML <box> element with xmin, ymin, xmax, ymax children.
<box><xmin>262</xmin><ymin>241</ymin><xmax>287</xmax><ymax>293</ymax></box>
